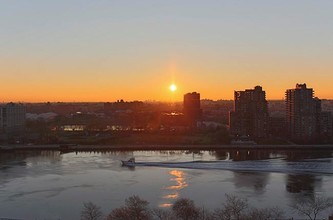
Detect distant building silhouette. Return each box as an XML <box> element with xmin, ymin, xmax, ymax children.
<box><xmin>104</xmin><ymin>100</ymin><xmax>144</xmax><ymax>114</ymax></box>
<box><xmin>159</xmin><ymin>112</ymin><xmax>186</xmax><ymax>131</ymax></box>
<box><xmin>0</xmin><ymin>103</ymin><xmax>26</xmax><ymax>134</ymax></box>
<box><xmin>285</xmin><ymin>83</ymin><xmax>332</xmax><ymax>143</ymax></box>
<box><xmin>183</xmin><ymin>92</ymin><xmax>202</xmax><ymax>126</ymax></box>
<box><xmin>229</xmin><ymin>86</ymin><xmax>269</xmax><ymax>138</ymax></box>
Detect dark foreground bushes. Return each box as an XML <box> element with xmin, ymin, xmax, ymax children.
<box><xmin>81</xmin><ymin>194</ymin><xmax>333</xmax><ymax>220</ymax></box>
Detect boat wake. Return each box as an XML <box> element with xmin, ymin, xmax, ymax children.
<box><xmin>130</xmin><ymin>159</ymin><xmax>333</xmax><ymax>175</ymax></box>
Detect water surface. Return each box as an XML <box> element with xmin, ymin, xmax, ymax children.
<box><xmin>0</xmin><ymin>149</ymin><xmax>332</xmax><ymax>219</ymax></box>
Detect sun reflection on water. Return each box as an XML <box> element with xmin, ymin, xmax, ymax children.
<box><xmin>163</xmin><ymin>192</ymin><xmax>179</xmax><ymax>199</ymax></box>
<box><xmin>159</xmin><ymin>203</ymin><xmax>173</xmax><ymax>208</ymax></box>
<box><xmin>159</xmin><ymin>170</ymin><xmax>188</xmax><ymax>208</ymax></box>
<box><xmin>166</xmin><ymin>170</ymin><xmax>188</xmax><ymax>190</ymax></box>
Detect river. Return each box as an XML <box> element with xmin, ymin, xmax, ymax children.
<box><xmin>0</xmin><ymin>149</ymin><xmax>333</xmax><ymax>219</ymax></box>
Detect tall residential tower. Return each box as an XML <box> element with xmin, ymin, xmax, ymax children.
<box><xmin>183</xmin><ymin>92</ymin><xmax>202</xmax><ymax>126</ymax></box>
<box><xmin>285</xmin><ymin>83</ymin><xmax>332</xmax><ymax>143</ymax></box>
<box><xmin>229</xmin><ymin>86</ymin><xmax>269</xmax><ymax>138</ymax></box>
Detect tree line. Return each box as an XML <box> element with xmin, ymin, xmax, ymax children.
<box><xmin>80</xmin><ymin>194</ymin><xmax>333</xmax><ymax>220</ymax></box>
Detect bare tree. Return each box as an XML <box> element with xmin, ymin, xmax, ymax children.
<box><xmin>80</xmin><ymin>201</ymin><xmax>103</xmax><ymax>220</ymax></box>
<box><xmin>213</xmin><ymin>194</ymin><xmax>285</xmax><ymax>220</ymax></box>
<box><xmin>245</xmin><ymin>207</ymin><xmax>284</xmax><ymax>220</ymax></box>
<box><xmin>107</xmin><ymin>195</ymin><xmax>152</xmax><ymax>220</ymax></box>
<box><xmin>125</xmin><ymin>195</ymin><xmax>152</xmax><ymax>220</ymax></box>
<box><xmin>198</xmin><ymin>206</ymin><xmax>215</xmax><ymax>220</ymax></box>
<box><xmin>107</xmin><ymin>207</ymin><xmax>131</xmax><ymax>220</ymax></box>
<box><xmin>290</xmin><ymin>196</ymin><xmax>333</xmax><ymax>220</ymax></box>
<box><xmin>152</xmin><ymin>208</ymin><xmax>175</xmax><ymax>220</ymax></box>
<box><xmin>152</xmin><ymin>204</ymin><xmax>212</xmax><ymax>220</ymax></box>
<box><xmin>172</xmin><ymin>198</ymin><xmax>200</xmax><ymax>220</ymax></box>
<box><xmin>223</xmin><ymin>194</ymin><xmax>248</xmax><ymax>220</ymax></box>
<box><xmin>213</xmin><ymin>207</ymin><xmax>231</xmax><ymax>220</ymax></box>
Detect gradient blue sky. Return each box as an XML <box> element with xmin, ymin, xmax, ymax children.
<box><xmin>1</xmin><ymin>1</ymin><xmax>333</xmax><ymax>102</ymax></box>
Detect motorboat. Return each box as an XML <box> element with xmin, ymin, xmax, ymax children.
<box><xmin>121</xmin><ymin>157</ymin><xmax>136</xmax><ymax>167</ymax></box>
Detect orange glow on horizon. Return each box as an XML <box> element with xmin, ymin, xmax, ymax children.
<box><xmin>2</xmin><ymin>82</ymin><xmax>333</xmax><ymax>102</ymax></box>
<box><xmin>1</xmin><ymin>59</ymin><xmax>333</xmax><ymax>102</ymax></box>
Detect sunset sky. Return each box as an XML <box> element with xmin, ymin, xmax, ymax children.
<box><xmin>1</xmin><ymin>1</ymin><xmax>333</xmax><ymax>102</ymax></box>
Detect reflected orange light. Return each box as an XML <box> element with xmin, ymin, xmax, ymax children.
<box><xmin>159</xmin><ymin>203</ymin><xmax>172</xmax><ymax>208</ymax></box>
<box><xmin>163</xmin><ymin>192</ymin><xmax>179</xmax><ymax>199</ymax></box>
<box><xmin>160</xmin><ymin>169</ymin><xmax>189</xmax><ymax>208</ymax></box>
<box><xmin>166</xmin><ymin>170</ymin><xmax>188</xmax><ymax>190</ymax></box>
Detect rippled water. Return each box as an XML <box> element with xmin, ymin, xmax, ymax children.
<box><xmin>0</xmin><ymin>149</ymin><xmax>333</xmax><ymax>219</ymax></box>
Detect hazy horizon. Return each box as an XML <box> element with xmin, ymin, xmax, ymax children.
<box><xmin>1</xmin><ymin>1</ymin><xmax>333</xmax><ymax>102</ymax></box>
<box><xmin>5</xmin><ymin>97</ymin><xmax>333</xmax><ymax>104</ymax></box>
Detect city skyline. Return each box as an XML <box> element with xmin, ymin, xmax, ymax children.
<box><xmin>1</xmin><ymin>1</ymin><xmax>333</xmax><ymax>102</ymax></box>
<box><xmin>0</xmin><ymin>82</ymin><xmax>330</xmax><ymax>103</ymax></box>
<box><xmin>2</xmin><ymin>2</ymin><xmax>333</xmax><ymax>220</ymax></box>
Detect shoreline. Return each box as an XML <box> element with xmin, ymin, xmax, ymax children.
<box><xmin>1</xmin><ymin>144</ymin><xmax>333</xmax><ymax>151</ymax></box>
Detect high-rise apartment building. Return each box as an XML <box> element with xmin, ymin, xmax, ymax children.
<box><xmin>0</xmin><ymin>103</ymin><xmax>26</xmax><ymax>134</ymax></box>
<box><xmin>285</xmin><ymin>83</ymin><xmax>331</xmax><ymax>142</ymax></box>
<box><xmin>183</xmin><ymin>92</ymin><xmax>202</xmax><ymax>126</ymax></box>
<box><xmin>229</xmin><ymin>86</ymin><xmax>268</xmax><ymax>138</ymax></box>
<box><xmin>318</xmin><ymin>111</ymin><xmax>333</xmax><ymax>140</ymax></box>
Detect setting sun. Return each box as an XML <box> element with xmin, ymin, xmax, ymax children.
<box><xmin>169</xmin><ymin>84</ymin><xmax>177</xmax><ymax>92</ymax></box>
